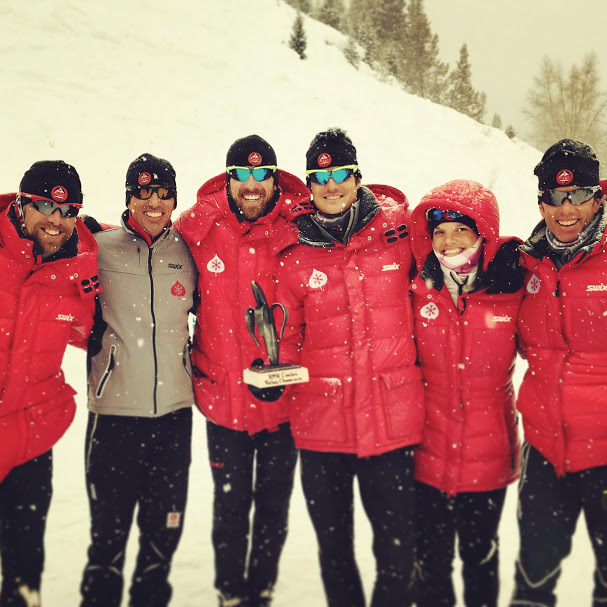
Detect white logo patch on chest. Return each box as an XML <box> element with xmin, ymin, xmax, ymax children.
<box><xmin>308</xmin><ymin>268</ymin><xmax>328</xmax><ymax>289</ymax></box>
<box><xmin>207</xmin><ymin>254</ymin><xmax>225</xmax><ymax>274</ymax></box>
<box><xmin>420</xmin><ymin>302</ymin><xmax>439</xmax><ymax>320</ymax></box>
<box><xmin>527</xmin><ymin>274</ymin><xmax>541</xmax><ymax>294</ymax></box>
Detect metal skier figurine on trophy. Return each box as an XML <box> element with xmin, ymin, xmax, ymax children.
<box><xmin>243</xmin><ymin>281</ymin><xmax>309</xmax><ymax>389</ymax></box>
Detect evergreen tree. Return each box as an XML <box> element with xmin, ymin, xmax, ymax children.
<box><xmin>401</xmin><ymin>0</ymin><xmax>448</xmax><ymax>103</ymax></box>
<box><xmin>491</xmin><ymin>113</ymin><xmax>503</xmax><ymax>129</ymax></box>
<box><xmin>289</xmin><ymin>12</ymin><xmax>307</xmax><ymax>60</ymax></box>
<box><xmin>343</xmin><ymin>34</ymin><xmax>360</xmax><ymax>69</ymax></box>
<box><xmin>317</xmin><ymin>0</ymin><xmax>344</xmax><ymax>31</ymax></box>
<box><xmin>446</xmin><ymin>44</ymin><xmax>486</xmax><ymax>121</ymax></box>
<box><xmin>505</xmin><ymin>125</ymin><xmax>516</xmax><ymax>139</ymax></box>
<box><xmin>525</xmin><ymin>53</ymin><xmax>607</xmax><ymax>157</ymax></box>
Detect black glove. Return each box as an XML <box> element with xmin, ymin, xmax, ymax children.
<box><xmin>81</xmin><ymin>214</ymin><xmax>103</xmax><ymax>234</ymax></box>
<box><xmin>248</xmin><ymin>383</ymin><xmax>285</xmax><ymax>402</ymax></box>
<box><xmin>247</xmin><ymin>358</ymin><xmax>285</xmax><ymax>402</ymax></box>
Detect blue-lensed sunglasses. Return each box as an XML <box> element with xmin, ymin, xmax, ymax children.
<box><xmin>306</xmin><ymin>165</ymin><xmax>358</xmax><ymax>185</ymax></box>
<box><xmin>226</xmin><ymin>165</ymin><xmax>277</xmax><ymax>182</ymax></box>
<box><xmin>426</xmin><ymin>208</ymin><xmax>465</xmax><ymax>223</ymax></box>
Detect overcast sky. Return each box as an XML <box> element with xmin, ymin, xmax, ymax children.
<box><xmin>424</xmin><ymin>0</ymin><xmax>607</xmax><ymax>134</ymax></box>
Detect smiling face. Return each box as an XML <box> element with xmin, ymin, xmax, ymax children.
<box><xmin>127</xmin><ymin>189</ymin><xmax>174</xmax><ymax>238</ymax></box>
<box><xmin>539</xmin><ymin>185</ymin><xmax>601</xmax><ymax>242</ymax></box>
<box><xmin>23</xmin><ymin>203</ymin><xmax>76</xmax><ymax>255</ymax></box>
<box><xmin>432</xmin><ymin>221</ymin><xmax>478</xmax><ymax>256</ymax></box>
<box><xmin>310</xmin><ymin>173</ymin><xmax>361</xmax><ymax>217</ymax></box>
<box><xmin>229</xmin><ymin>171</ymin><xmax>277</xmax><ymax>221</ymax></box>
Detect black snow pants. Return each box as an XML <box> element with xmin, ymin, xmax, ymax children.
<box><xmin>0</xmin><ymin>450</ymin><xmax>52</xmax><ymax>607</ymax></box>
<box><xmin>510</xmin><ymin>443</ymin><xmax>607</xmax><ymax>607</ymax></box>
<box><xmin>206</xmin><ymin>420</ymin><xmax>297</xmax><ymax>606</ymax></box>
<box><xmin>80</xmin><ymin>408</ymin><xmax>192</xmax><ymax>607</ymax></box>
<box><xmin>412</xmin><ymin>480</ymin><xmax>507</xmax><ymax>607</ymax></box>
<box><xmin>299</xmin><ymin>446</ymin><xmax>416</xmax><ymax>607</ymax></box>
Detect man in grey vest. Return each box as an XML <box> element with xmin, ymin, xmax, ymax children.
<box><xmin>79</xmin><ymin>153</ymin><xmax>198</xmax><ymax>607</ymax></box>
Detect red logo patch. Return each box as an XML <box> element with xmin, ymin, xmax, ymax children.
<box><xmin>318</xmin><ymin>153</ymin><xmax>331</xmax><ymax>167</ymax></box>
<box><xmin>248</xmin><ymin>152</ymin><xmax>262</xmax><ymax>166</ymax></box>
<box><xmin>171</xmin><ymin>281</ymin><xmax>185</xmax><ymax>297</ymax></box>
<box><xmin>556</xmin><ymin>169</ymin><xmax>573</xmax><ymax>185</ymax></box>
<box><xmin>138</xmin><ymin>172</ymin><xmax>152</xmax><ymax>185</ymax></box>
<box><xmin>51</xmin><ymin>185</ymin><xmax>68</xmax><ymax>202</ymax></box>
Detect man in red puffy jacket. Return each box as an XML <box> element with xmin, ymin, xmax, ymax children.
<box><xmin>511</xmin><ymin>140</ymin><xmax>607</xmax><ymax>606</ymax></box>
<box><xmin>276</xmin><ymin>128</ymin><xmax>425</xmax><ymax>607</ymax></box>
<box><xmin>174</xmin><ymin>135</ymin><xmax>312</xmax><ymax>607</ymax></box>
<box><xmin>0</xmin><ymin>161</ymin><xmax>98</xmax><ymax>605</ymax></box>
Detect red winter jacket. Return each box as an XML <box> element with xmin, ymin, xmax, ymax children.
<box><xmin>174</xmin><ymin>171</ymin><xmax>312</xmax><ymax>435</ymax></box>
<box><xmin>517</xmin><ymin>180</ymin><xmax>607</xmax><ymax>476</ymax></box>
<box><xmin>410</xmin><ymin>180</ymin><xmax>523</xmax><ymax>495</ymax></box>
<box><xmin>275</xmin><ymin>185</ymin><xmax>425</xmax><ymax>457</ymax></box>
<box><xmin>0</xmin><ymin>195</ymin><xmax>98</xmax><ymax>482</ymax></box>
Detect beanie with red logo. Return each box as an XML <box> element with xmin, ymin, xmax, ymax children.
<box><xmin>305</xmin><ymin>128</ymin><xmax>359</xmax><ymax>172</ymax></box>
<box><xmin>225</xmin><ymin>134</ymin><xmax>277</xmax><ymax>170</ymax></box>
<box><xmin>534</xmin><ymin>139</ymin><xmax>600</xmax><ymax>191</ymax></box>
<box><xmin>125</xmin><ymin>153</ymin><xmax>176</xmax><ymax>207</ymax></box>
<box><xmin>19</xmin><ymin>160</ymin><xmax>82</xmax><ymax>205</ymax></box>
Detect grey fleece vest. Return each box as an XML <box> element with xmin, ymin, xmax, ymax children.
<box><xmin>87</xmin><ymin>225</ymin><xmax>198</xmax><ymax>417</ymax></box>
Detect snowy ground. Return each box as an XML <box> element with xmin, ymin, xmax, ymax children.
<box><xmin>41</xmin><ymin>351</ymin><xmax>594</xmax><ymax>607</ymax></box>
<box><xmin>0</xmin><ymin>0</ymin><xmax>599</xmax><ymax>604</ymax></box>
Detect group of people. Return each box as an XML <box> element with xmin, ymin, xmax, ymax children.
<box><xmin>0</xmin><ymin>130</ymin><xmax>605</xmax><ymax>607</ymax></box>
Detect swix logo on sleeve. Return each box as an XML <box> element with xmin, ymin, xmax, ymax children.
<box><xmin>55</xmin><ymin>313</ymin><xmax>75</xmax><ymax>322</ymax></box>
<box><xmin>308</xmin><ymin>268</ymin><xmax>328</xmax><ymax>288</ymax></box>
<box><xmin>527</xmin><ymin>274</ymin><xmax>541</xmax><ymax>294</ymax></box>
<box><xmin>586</xmin><ymin>284</ymin><xmax>607</xmax><ymax>292</ymax></box>
<box><xmin>382</xmin><ymin>263</ymin><xmax>400</xmax><ymax>272</ymax></box>
<box><xmin>491</xmin><ymin>315</ymin><xmax>512</xmax><ymax>323</ymax></box>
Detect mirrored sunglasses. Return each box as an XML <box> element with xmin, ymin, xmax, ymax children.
<box><xmin>226</xmin><ymin>166</ymin><xmax>277</xmax><ymax>182</ymax></box>
<box><xmin>127</xmin><ymin>185</ymin><xmax>176</xmax><ymax>200</ymax></box>
<box><xmin>426</xmin><ymin>208</ymin><xmax>465</xmax><ymax>223</ymax></box>
<box><xmin>18</xmin><ymin>193</ymin><xmax>81</xmax><ymax>218</ymax></box>
<box><xmin>538</xmin><ymin>186</ymin><xmax>602</xmax><ymax>207</ymax></box>
<box><xmin>306</xmin><ymin>165</ymin><xmax>358</xmax><ymax>185</ymax></box>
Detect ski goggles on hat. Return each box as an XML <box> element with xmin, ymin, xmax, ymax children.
<box><xmin>226</xmin><ymin>166</ymin><xmax>277</xmax><ymax>182</ymax></box>
<box><xmin>538</xmin><ymin>185</ymin><xmax>602</xmax><ymax>207</ymax></box>
<box><xmin>306</xmin><ymin>165</ymin><xmax>358</xmax><ymax>185</ymax></box>
<box><xmin>426</xmin><ymin>208</ymin><xmax>466</xmax><ymax>222</ymax></box>
<box><xmin>127</xmin><ymin>185</ymin><xmax>177</xmax><ymax>200</ymax></box>
<box><xmin>18</xmin><ymin>192</ymin><xmax>81</xmax><ymax>218</ymax></box>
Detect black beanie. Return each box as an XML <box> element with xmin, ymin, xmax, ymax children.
<box><xmin>534</xmin><ymin>139</ymin><xmax>600</xmax><ymax>190</ymax></box>
<box><xmin>427</xmin><ymin>209</ymin><xmax>478</xmax><ymax>235</ymax></box>
<box><xmin>125</xmin><ymin>153</ymin><xmax>176</xmax><ymax>207</ymax></box>
<box><xmin>20</xmin><ymin>160</ymin><xmax>82</xmax><ymax>205</ymax></box>
<box><xmin>306</xmin><ymin>128</ymin><xmax>358</xmax><ymax>171</ymax></box>
<box><xmin>226</xmin><ymin>135</ymin><xmax>277</xmax><ymax>168</ymax></box>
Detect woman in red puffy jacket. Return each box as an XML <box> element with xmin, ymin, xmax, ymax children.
<box><xmin>409</xmin><ymin>180</ymin><xmax>524</xmax><ymax>607</ymax></box>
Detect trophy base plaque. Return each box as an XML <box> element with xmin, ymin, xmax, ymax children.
<box><xmin>243</xmin><ymin>363</ymin><xmax>309</xmax><ymax>389</ymax></box>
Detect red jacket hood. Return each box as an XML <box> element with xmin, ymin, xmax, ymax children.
<box><xmin>410</xmin><ymin>180</ymin><xmax>502</xmax><ymax>272</ymax></box>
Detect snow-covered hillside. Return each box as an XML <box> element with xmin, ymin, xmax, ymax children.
<box><xmin>0</xmin><ymin>0</ymin><xmax>595</xmax><ymax>605</ymax></box>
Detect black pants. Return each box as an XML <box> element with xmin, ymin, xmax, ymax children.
<box><xmin>300</xmin><ymin>447</ymin><xmax>416</xmax><ymax>607</ymax></box>
<box><xmin>510</xmin><ymin>443</ymin><xmax>607</xmax><ymax>607</ymax></box>
<box><xmin>80</xmin><ymin>408</ymin><xmax>192</xmax><ymax>607</ymax></box>
<box><xmin>0</xmin><ymin>451</ymin><xmax>52</xmax><ymax>607</ymax></box>
<box><xmin>412</xmin><ymin>481</ymin><xmax>507</xmax><ymax>607</ymax></box>
<box><xmin>207</xmin><ymin>421</ymin><xmax>297</xmax><ymax>605</ymax></box>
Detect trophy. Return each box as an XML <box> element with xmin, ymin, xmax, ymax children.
<box><xmin>243</xmin><ymin>281</ymin><xmax>309</xmax><ymax>388</ymax></box>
